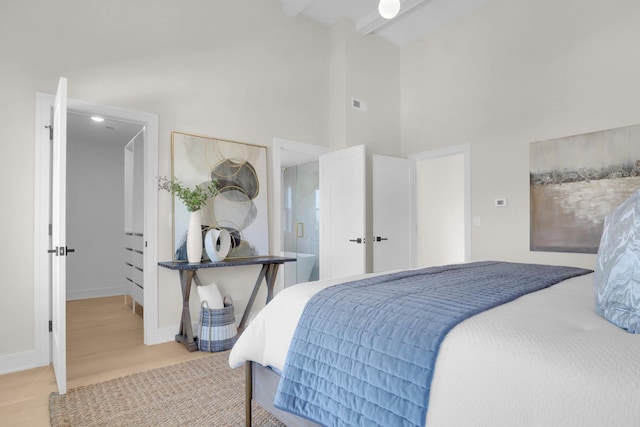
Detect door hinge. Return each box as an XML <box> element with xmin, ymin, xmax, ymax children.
<box><xmin>45</xmin><ymin>125</ymin><xmax>53</xmax><ymax>141</ymax></box>
<box><xmin>49</xmin><ymin>320</ymin><xmax>53</xmax><ymax>332</ymax></box>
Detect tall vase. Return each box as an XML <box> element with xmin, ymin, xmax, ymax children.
<box><xmin>187</xmin><ymin>210</ymin><xmax>203</xmax><ymax>263</ymax></box>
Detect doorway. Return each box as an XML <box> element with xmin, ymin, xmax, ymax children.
<box><xmin>410</xmin><ymin>144</ymin><xmax>471</xmax><ymax>267</ymax></box>
<box><xmin>34</xmin><ymin>92</ymin><xmax>159</xmax><ymax>371</ymax></box>
<box><xmin>66</xmin><ymin>112</ymin><xmax>143</xmax><ymax>301</ymax></box>
<box><xmin>272</xmin><ymin>138</ymin><xmax>330</xmax><ymax>288</ymax></box>
<box><xmin>282</xmin><ymin>161</ymin><xmax>320</xmax><ymax>286</ymax></box>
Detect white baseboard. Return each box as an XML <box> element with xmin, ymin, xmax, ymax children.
<box><xmin>154</xmin><ymin>322</ymin><xmax>201</xmax><ymax>345</ymax></box>
<box><xmin>155</xmin><ymin>324</ymin><xmax>179</xmax><ymax>344</ymax></box>
<box><xmin>66</xmin><ymin>286</ymin><xmax>125</xmax><ymax>301</ymax></box>
<box><xmin>0</xmin><ymin>324</ymin><xmax>183</xmax><ymax>374</ymax></box>
<box><xmin>0</xmin><ymin>350</ymin><xmax>46</xmax><ymax>375</ymax></box>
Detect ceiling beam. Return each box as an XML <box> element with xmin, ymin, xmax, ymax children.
<box><xmin>356</xmin><ymin>0</ymin><xmax>426</xmax><ymax>34</ymax></box>
<box><xmin>281</xmin><ymin>0</ymin><xmax>320</xmax><ymax>16</ymax></box>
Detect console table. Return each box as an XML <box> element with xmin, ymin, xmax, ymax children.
<box><xmin>159</xmin><ymin>256</ymin><xmax>296</xmax><ymax>352</ymax></box>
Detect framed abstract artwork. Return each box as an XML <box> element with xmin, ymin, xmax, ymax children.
<box><xmin>171</xmin><ymin>132</ymin><xmax>269</xmax><ymax>261</ymax></box>
<box><xmin>530</xmin><ymin>123</ymin><xmax>640</xmax><ymax>253</ymax></box>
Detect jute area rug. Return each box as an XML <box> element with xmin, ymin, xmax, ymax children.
<box><xmin>49</xmin><ymin>350</ymin><xmax>285</xmax><ymax>427</ymax></box>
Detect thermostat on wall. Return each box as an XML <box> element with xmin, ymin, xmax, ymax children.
<box><xmin>495</xmin><ymin>198</ymin><xmax>508</xmax><ymax>207</ymax></box>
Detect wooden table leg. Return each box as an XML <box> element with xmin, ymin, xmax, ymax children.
<box><xmin>238</xmin><ymin>264</ymin><xmax>269</xmax><ymax>333</ymax></box>
<box><xmin>264</xmin><ymin>264</ymin><xmax>281</xmax><ymax>303</ymax></box>
<box><xmin>175</xmin><ymin>270</ymin><xmax>199</xmax><ymax>352</ymax></box>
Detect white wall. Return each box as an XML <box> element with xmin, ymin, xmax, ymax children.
<box><xmin>66</xmin><ymin>131</ymin><xmax>128</xmax><ymax>300</ymax></box>
<box><xmin>401</xmin><ymin>0</ymin><xmax>640</xmax><ymax>270</ymax></box>
<box><xmin>416</xmin><ymin>154</ymin><xmax>465</xmax><ymax>266</ymax></box>
<box><xmin>0</xmin><ymin>0</ymin><xmax>401</xmax><ymax>364</ymax></box>
<box><xmin>330</xmin><ymin>20</ymin><xmax>401</xmax><ymax>155</ymax></box>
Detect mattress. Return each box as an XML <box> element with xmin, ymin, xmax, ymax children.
<box><xmin>229</xmin><ymin>271</ymin><xmax>640</xmax><ymax>426</ymax></box>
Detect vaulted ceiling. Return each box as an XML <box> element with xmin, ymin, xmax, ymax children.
<box><xmin>67</xmin><ymin>1</ymin><xmax>491</xmax><ymax>140</ymax></box>
<box><xmin>276</xmin><ymin>0</ymin><xmax>490</xmax><ymax>46</ymax></box>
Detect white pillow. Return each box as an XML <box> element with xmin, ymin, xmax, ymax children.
<box><xmin>594</xmin><ymin>189</ymin><xmax>640</xmax><ymax>333</ymax></box>
<box><xmin>196</xmin><ymin>282</ymin><xmax>224</xmax><ymax>309</ymax></box>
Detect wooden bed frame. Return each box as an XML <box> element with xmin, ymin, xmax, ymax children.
<box><xmin>245</xmin><ymin>361</ymin><xmax>319</xmax><ymax>427</ymax></box>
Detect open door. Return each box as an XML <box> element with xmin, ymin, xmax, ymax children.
<box><xmin>51</xmin><ymin>77</ymin><xmax>68</xmax><ymax>395</ymax></box>
<box><xmin>372</xmin><ymin>155</ymin><xmax>416</xmax><ymax>272</ymax></box>
<box><xmin>319</xmin><ymin>145</ymin><xmax>366</xmax><ymax>279</ymax></box>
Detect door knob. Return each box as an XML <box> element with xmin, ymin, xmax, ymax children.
<box><xmin>47</xmin><ymin>246</ymin><xmax>76</xmax><ymax>256</ymax></box>
<box><xmin>349</xmin><ymin>238</ymin><xmax>365</xmax><ymax>244</ymax></box>
<box><xmin>374</xmin><ymin>236</ymin><xmax>388</xmax><ymax>242</ymax></box>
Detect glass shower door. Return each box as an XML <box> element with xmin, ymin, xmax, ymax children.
<box><xmin>282</xmin><ymin>161</ymin><xmax>319</xmax><ymax>287</ymax></box>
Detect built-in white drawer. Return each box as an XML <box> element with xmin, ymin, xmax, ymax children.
<box><xmin>124</xmin><ymin>232</ymin><xmax>144</xmax><ymax>251</ymax></box>
<box><xmin>131</xmin><ymin>266</ymin><xmax>144</xmax><ymax>287</ymax></box>
<box><xmin>127</xmin><ymin>279</ymin><xmax>144</xmax><ymax>305</ymax></box>
<box><xmin>124</xmin><ymin>248</ymin><xmax>133</xmax><ymax>264</ymax></box>
<box><xmin>131</xmin><ymin>251</ymin><xmax>143</xmax><ymax>269</ymax></box>
<box><xmin>125</xmin><ymin>264</ymin><xmax>134</xmax><ymax>281</ymax></box>
<box><xmin>125</xmin><ymin>231</ymin><xmax>144</xmax><ymax>307</ymax></box>
<box><xmin>124</xmin><ymin>233</ymin><xmax>135</xmax><ymax>250</ymax></box>
<box><xmin>131</xmin><ymin>234</ymin><xmax>144</xmax><ymax>252</ymax></box>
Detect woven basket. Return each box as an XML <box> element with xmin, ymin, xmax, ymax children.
<box><xmin>198</xmin><ymin>301</ymin><xmax>238</xmax><ymax>352</ymax></box>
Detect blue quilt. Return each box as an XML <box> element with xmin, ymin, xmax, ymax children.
<box><xmin>274</xmin><ymin>261</ymin><xmax>592</xmax><ymax>427</ymax></box>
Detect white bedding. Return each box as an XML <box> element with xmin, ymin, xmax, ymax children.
<box><xmin>229</xmin><ymin>271</ymin><xmax>640</xmax><ymax>426</ymax></box>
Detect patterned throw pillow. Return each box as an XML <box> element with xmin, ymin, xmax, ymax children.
<box><xmin>594</xmin><ymin>189</ymin><xmax>640</xmax><ymax>333</ymax></box>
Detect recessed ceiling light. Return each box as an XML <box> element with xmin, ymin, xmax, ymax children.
<box><xmin>91</xmin><ymin>116</ymin><xmax>105</xmax><ymax>122</ymax></box>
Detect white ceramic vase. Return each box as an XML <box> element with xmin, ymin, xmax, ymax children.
<box><xmin>186</xmin><ymin>210</ymin><xmax>203</xmax><ymax>263</ymax></box>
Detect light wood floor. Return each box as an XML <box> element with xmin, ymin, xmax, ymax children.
<box><xmin>0</xmin><ymin>296</ymin><xmax>209</xmax><ymax>427</ymax></box>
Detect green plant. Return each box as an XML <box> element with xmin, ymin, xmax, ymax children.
<box><xmin>158</xmin><ymin>176</ymin><xmax>218</xmax><ymax>212</ymax></box>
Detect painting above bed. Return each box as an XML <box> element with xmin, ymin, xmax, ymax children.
<box><xmin>530</xmin><ymin>123</ymin><xmax>640</xmax><ymax>253</ymax></box>
<box><xmin>171</xmin><ymin>132</ymin><xmax>269</xmax><ymax>261</ymax></box>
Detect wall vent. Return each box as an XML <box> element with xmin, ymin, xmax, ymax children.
<box><xmin>351</xmin><ymin>97</ymin><xmax>368</xmax><ymax>112</ymax></box>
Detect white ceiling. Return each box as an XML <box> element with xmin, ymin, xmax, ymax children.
<box><xmin>277</xmin><ymin>0</ymin><xmax>490</xmax><ymax>46</ymax></box>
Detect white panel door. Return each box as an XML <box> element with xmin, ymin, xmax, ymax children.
<box><xmin>372</xmin><ymin>155</ymin><xmax>416</xmax><ymax>272</ymax></box>
<box><xmin>319</xmin><ymin>145</ymin><xmax>366</xmax><ymax>279</ymax></box>
<box><xmin>51</xmin><ymin>77</ymin><xmax>68</xmax><ymax>395</ymax></box>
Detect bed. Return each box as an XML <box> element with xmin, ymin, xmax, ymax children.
<box><xmin>229</xmin><ymin>260</ymin><xmax>640</xmax><ymax>427</ymax></box>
